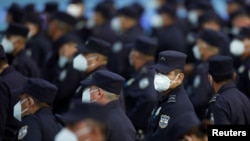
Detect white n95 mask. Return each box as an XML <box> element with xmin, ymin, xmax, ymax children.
<box><xmin>1</xmin><ymin>37</ymin><xmax>14</xmax><ymax>54</ymax></box>
<box><xmin>55</xmin><ymin>127</ymin><xmax>92</xmax><ymax>141</ymax></box>
<box><xmin>58</xmin><ymin>55</ymin><xmax>69</xmax><ymax>68</ymax></box>
<box><xmin>192</xmin><ymin>45</ymin><xmax>201</xmax><ymax>60</ymax></box>
<box><xmin>154</xmin><ymin>73</ymin><xmax>179</xmax><ymax>92</ymax></box>
<box><xmin>73</xmin><ymin>54</ymin><xmax>88</xmax><ymax>71</ymax></box>
<box><xmin>230</xmin><ymin>39</ymin><xmax>245</xmax><ymax>56</ymax></box>
<box><xmin>13</xmin><ymin>98</ymin><xmax>29</xmax><ymax>121</ymax></box>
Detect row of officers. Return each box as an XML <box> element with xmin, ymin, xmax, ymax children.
<box><xmin>1</xmin><ymin>26</ymin><xmax>250</xmax><ymax>141</ymax></box>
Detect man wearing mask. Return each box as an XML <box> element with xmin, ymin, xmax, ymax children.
<box><xmin>55</xmin><ymin>101</ymin><xmax>108</xmax><ymax>141</ymax></box>
<box><xmin>187</xmin><ymin>29</ymin><xmax>223</xmax><ymax>120</ymax></box>
<box><xmin>73</xmin><ymin>37</ymin><xmax>111</xmax><ymax>97</ymax></box>
<box><xmin>1</xmin><ymin>23</ymin><xmax>40</xmax><ymax>78</ymax></box>
<box><xmin>0</xmin><ymin>45</ymin><xmax>26</xmax><ymax>141</ymax></box>
<box><xmin>123</xmin><ymin>36</ymin><xmax>159</xmax><ymax>140</ymax></box>
<box><xmin>146</xmin><ymin>50</ymin><xmax>196</xmax><ymax>141</ymax></box>
<box><xmin>230</xmin><ymin>27</ymin><xmax>250</xmax><ymax>99</ymax></box>
<box><xmin>206</xmin><ymin>55</ymin><xmax>250</xmax><ymax>124</ymax></box>
<box><xmin>79</xmin><ymin>70</ymin><xmax>136</xmax><ymax>141</ymax></box>
<box><xmin>14</xmin><ymin>78</ymin><xmax>62</xmax><ymax>141</ymax></box>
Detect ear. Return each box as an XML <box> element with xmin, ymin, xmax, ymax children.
<box><xmin>183</xmin><ymin>135</ymin><xmax>192</xmax><ymax>141</ymax></box>
<box><xmin>177</xmin><ymin>73</ymin><xmax>184</xmax><ymax>83</ymax></box>
<box><xmin>27</xmin><ymin>97</ymin><xmax>34</xmax><ymax>106</ymax></box>
<box><xmin>97</xmin><ymin>88</ymin><xmax>104</xmax><ymax>98</ymax></box>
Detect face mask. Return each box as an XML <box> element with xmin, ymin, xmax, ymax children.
<box><xmin>82</xmin><ymin>88</ymin><xmax>98</xmax><ymax>103</ymax></box>
<box><xmin>177</xmin><ymin>7</ymin><xmax>187</xmax><ymax>19</ymax></box>
<box><xmin>67</xmin><ymin>4</ymin><xmax>82</xmax><ymax>18</ymax></box>
<box><xmin>73</xmin><ymin>54</ymin><xmax>88</xmax><ymax>71</ymax></box>
<box><xmin>192</xmin><ymin>45</ymin><xmax>201</xmax><ymax>60</ymax></box>
<box><xmin>1</xmin><ymin>37</ymin><xmax>14</xmax><ymax>54</ymax></box>
<box><xmin>58</xmin><ymin>55</ymin><xmax>69</xmax><ymax>68</ymax></box>
<box><xmin>231</xmin><ymin>26</ymin><xmax>240</xmax><ymax>36</ymax></box>
<box><xmin>55</xmin><ymin>127</ymin><xmax>92</xmax><ymax>141</ymax></box>
<box><xmin>151</xmin><ymin>14</ymin><xmax>163</xmax><ymax>28</ymax></box>
<box><xmin>230</xmin><ymin>39</ymin><xmax>245</xmax><ymax>56</ymax></box>
<box><xmin>154</xmin><ymin>73</ymin><xmax>179</xmax><ymax>92</ymax></box>
<box><xmin>187</xmin><ymin>10</ymin><xmax>198</xmax><ymax>26</ymax></box>
<box><xmin>13</xmin><ymin>98</ymin><xmax>28</xmax><ymax>121</ymax></box>
<box><xmin>86</xmin><ymin>17</ymin><xmax>95</xmax><ymax>29</ymax></box>
<box><xmin>111</xmin><ymin>17</ymin><xmax>122</xmax><ymax>34</ymax></box>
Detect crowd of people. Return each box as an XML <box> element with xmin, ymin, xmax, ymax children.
<box><xmin>1</xmin><ymin>0</ymin><xmax>250</xmax><ymax>141</ymax></box>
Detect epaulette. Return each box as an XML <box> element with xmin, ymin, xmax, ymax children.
<box><xmin>167</xmin><ymin>95</ymin><xmax>176</xmax><ymax>103</ymax></box>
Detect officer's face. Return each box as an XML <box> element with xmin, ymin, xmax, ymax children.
<box><xmin>84</xmin><ymin>53</ymin><xmax>99</xmax><ymax>72</ymax></box>
<box><xmin>59</xmin><ymin>42</ymin><xmax>78</xmax><ymax>58</ymax></box>
<box><xmin>89</xmin><ymin>86</ymin><xmax>102</xmax><ymax>103</ymax></box>
<box><xmin>94</xmin><ymin>12</ymin><xmax>104</xmax><ymax>26</ymax></box>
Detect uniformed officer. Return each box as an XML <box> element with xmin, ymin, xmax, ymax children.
<box><xmin>123</xmin><ymin>36</ymin><xmax>158</xmax><ymax>140</ymax></box>
<box><xmin>1</xmin><ymin>23</ymin><xmax>41</xmax><ymax>78</ymax></box>
<box><xmin>55</xmin><ymin>101</ymin><xmax>108</xmax><ymax>141</ymax></box>
<box><xmin>73</xmin><ymin>37</ymin><xmax>111</xmax><ymax>98</ymax></box>
<box><xmin>0</xmin><ymin>45</ymin><xmax>26</xmax><ymax>141</ymax></box>
<box><xmin>14</xmin><ymin>78</ymin><xmax>62</xmax><ymax>141</ymax></box>
<box><xmin>187</xmin><ymin>29</ymin><xmax>223</xmax><ymax>120</ymax></box>
<box><xmin>146</xmin><ymin>50</ymin><xmax>196</xmax><ymax>141</ymax></box>
<box><xmin>79</xmin><ymin>70</ymin><xmax>136</xmax><ymax>141</ymax></box>
<box><xmin>229</xmin><ymin>27</ymin><xmax>250</xmax><ymax>99</ymax></box>
<box><xmin>206</xmin><ymin>55</ymin><xmax>250</xmax><ymax>124</ymax></box>
<box><xmin>5</xmin><ymin>3</ymin><xmax>24</xmax><ymax>24</ymax></box>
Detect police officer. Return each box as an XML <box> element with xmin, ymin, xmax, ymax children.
<box><xmin>230</xmin><ymin>27</ymin><xmax>250</xmax><ymax>99</ymax></box>
<box><xmin>146</xmin><ymin>50</ymin><xmax>196</xmax><ymax>141</ymax></box>
<box><xmin>73</xmin><ymin>37</ymin><xmax>111</xmax><ymax>97</ymax></box>
<box><xmin>14</xmin><ymin>78</ymin><xmax>62</xmax><ymax>141</ymax></box>
<box><xmin>5</xmin><ymin>3</ymin><xmax>24</xmax><ymax>24</ymax></box>
<box><xmin>206</xmin><ymin>55</ymin><xmax>250</xmax><ymax>124</ymax></box>
<box><xmin>123</xmin><ymin>36</ymin><xmax>158</xmax><ymax>140</ymax></box>
<box><xmin>55</xmin><ymin>101</ymin><xmax>108</xmax><ymax>141</ymax></box>
<box><xmin>187</xmin><ymin>29</ymin><xmax>223</xmax><ymax>120</ymax></box>
<box><xmin>0</xmin><ymin>45</ymin><xmax>26</xmax><ymax>141</ymax></box>
<box><xmin>1</xmin><ymin>23</ymin><xmax>41</xmax><ymax>78</ymax></box>
<box><xmin>79</xmin><ymin>70</ymin><xmax>136</xmax><ymax>141</ymax></box>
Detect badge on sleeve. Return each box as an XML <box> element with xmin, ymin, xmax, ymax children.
<box><xmin>139</xmin><ymin>78</ymin><xmax>149</xmax><ymax>89</ymax></box>
<box><xmin>18</xmin><ymin>125</ymin><xmax>28</xmax><ymax>140</ymax></box>
<box><xmin>159</xmin><ymin>115</ymin><xmax>170</xmax><ymax>129</ymax></box>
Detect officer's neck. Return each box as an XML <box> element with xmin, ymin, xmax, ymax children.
<box><xmin>0</xmin><ymin>63</ymin><xmax>9</xmax><ymax>74</ymax></box>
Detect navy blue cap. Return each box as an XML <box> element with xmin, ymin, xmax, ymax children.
<box><xmin>189</xmin><ymin>1</ymin><xmax>213</xmax><ymax>11</ymax></box>
<box><xmin>198</xmin><ymin>29</ymin><xmax>223</xmax><ymax>48</ymax></box>
<box><xmin>236</xmin><ymin>27</ymin><xmax>250</xmax><ymax>39</ymax></box>
<box><xmin>208</xmin><ymin>55</ymin><xmax>234</xmax><ymax>82</ymax></box>
<box><xmin>94</xmin><ymin>2</ymin><xmax>112</xmax><ymax>19</ymax></box>
<box><xmin>15</xmin><ymin>78</ymin><xmax>58</xmax><ymax>105</ymax></box>
<box><xmin>56</xmin><ymin>34</ymin><xmax>81</xmax><ymax>48</ymax></box>
<box><xmin>7</xmin><ymin>3</ymin><xmax>25</xmax><ymax>23</ymax></box>
<box><xmin>170</xmin><ymin>112</ymin><xmax>201</xmax><ymax>140</ymax></box>
<box><xmin>131</xmin><ymin>2</ymin><xmax>144</xmax><ymax>18</ymax></box>
<box><xmin>132</xmin><ymin>36</ymin><xmax>157</xmax><ymax>56</ymax></box>
<box><xmin>117</xmin><ymin>5</ymin><xmax>139</xmax><ymax>19</ymax></box>
<box><xmin>153</xmin><ymin>51</ymin><xmax>187</xmax><ymax>73</ymax></box>
<box><xmin>24</xmin><ymin>12</ymin><xmax>42</xmax><ymax>26</ymax></box>
<box><xmin>80</xmin><ymin>70</ymin><xmax>125</xmax><ymax>94</ymax></box>
<box><xmin>0</xmin><ymin>45</ymin><xmax>6</xmax><ymax>59</ymax></box>
<box><xmin>198</xmin><ymin>11</ymin><xmax>221</xmax><ymax>25</ymax></box>
<box><xmin>69</xmin><ymin>0</ymin><xmax>84</xmax><ymax>4</ymax></box>
<box><xmin>51</xmin><ymin>11</ymin><xmax>76</xmax><ymax>26</ymax></box>
<box><xmin>230</xmin><ymin>8</ymin><xmax>248</xmax><ymax>20</ymax></box>
<box><xmin>157</xmin><ymin>4</ymin><xmax>176</xmax><ymax>18</ymax></box>
<box><xmin>6</xmin><ymin>23</ymin><xmax>29</xmax><ymax>38</ymax></box>
<box><xmin>82</xmin><ymin>37</ymin><xmax>111</xmax><ymax>57</ymax></box>
<box><xmin>44</xmin><ymin>2</ymin><xmax>58</xmax><ymax>13</ymax></box>
<box><xmin>62</xmin><ymin>100</ymin><xmax>107</xmax><ymax>124</ymax></box>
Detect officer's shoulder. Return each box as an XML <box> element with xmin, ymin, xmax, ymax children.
<box><xmin>209</xmin><ymin>94</ymin><xmax>219</xmax><ymax>103</ymax></box>
<box><xmin>167</xmin><ymin>95</ymin><xmax>176</xmax><ymax>103</ymax></box>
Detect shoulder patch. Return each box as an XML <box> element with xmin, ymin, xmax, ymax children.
<box><xmin>238</xmin><ymin>65</ymin><xmax>245</xmax><ymax>74</ymax></box>
<box><xmin>193</xmin><ymin>75</ymin><xmax>200</xmax><ymax>88</ymax></box>
<box><xmin>159</xmin><ymin>115</ymin><xmax>170</xmax><ymax>129</ymax></box>
<box><xmin>209</xmin><ymin>94</ymin><xmax>219</xmax><ymax>103</ymax></box>
<box><xmin>139</xmin><ymin>78</ymin><xmax>149</xmax><ymax>89</ymax></box>
<box><xmin>18</xmin><ymin>125</ymin><xmax>28</xmax><ymax>140</ymax></box>
<box><xmin>167</xmin><ymin>95</ymin><xmax>176</xmax><ymax>103</ymax></box>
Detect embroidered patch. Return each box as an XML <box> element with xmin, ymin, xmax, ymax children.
<box><xmin>193</xmin><ymin>75</ymin><xmax>200</xmax><ymax>88</ymax></box>
<box><xmin>18</xmin><ymin>125</ymin><xmax>28</xmax><ymax>140</ymax></box>
<box><xmin>139</xmin><ymin>78</ymin><xmax>149</xmax><ymax>89</ymax></box>
<box><xmin>159</xmin><ymin>115</ymin><xmax>170</xmax><ymax>129</ymax></box>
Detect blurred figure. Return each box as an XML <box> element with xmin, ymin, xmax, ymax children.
<box><xmin>5</xmin><ymin>3</ymin><xmax>25</xmax><ymax>24</ymax></box>
<box><xmin>52</xmin><ymin>34</ymin><xmax>85</xmax><ymax>114</ymax></box>
<box><xmin>79</xmin><ymin>70</ymin><xmax>136</xmax><ymax>141</ymax></box>
<box><xmin>0</xmin><ymin>45</ymin><xmax>26</xmax><ymax>141</ymax></box>
<box><xmin>108</xmin><ymin>5</ymin><xmax>145</xmax><ymax>80</ymax></box>
<box><xmin>14</xmin><ymin>78</ymin><xmax>63</xmax><ymax>141</ymax></box>
<box><xmin>123</xmin><ymin>36</ymin><xmax>158</xmax><ymax>141</ymax></box>
<box><xmin>206</xmin><ymin>55</ymin><xmax>250</xmax><ymax>124</ymax></box>
<box><xmin>43</xmin><ymin>1</ymin><xmax>59</xmax><ymax>23</ymax></box>
<box><xmin>229</xmin><ymin>27</ymin><xmax>250</xmax><ymax>99</ymax></box>
<box><xmin>24</xmin><ymin>12</ymin><xmax>52</xmax><ymax>76</ymax></box>
<box><xmin>55</xmin><ymin>101</ymin><xmax>108</xmax><ymax>141</ymax></box>
<box><xmin>1</xmin><ymin>23</ymin><xmax>40</xmax><ymax>78</ymax></box>
<box><xmin>146</xmin><ymin>51</ymin><xmax>196</xmax><ymax>141</ymax></box>
<box><xmin>187</xmin><ymin>29</ymin><xmax>223</xmax><ymax>120</ymax></box>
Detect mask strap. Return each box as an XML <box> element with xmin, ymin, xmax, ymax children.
<box><xmin>171</xmin><ymin>73</ymin><xmax>180</xmax><ymax>83</ymax></box>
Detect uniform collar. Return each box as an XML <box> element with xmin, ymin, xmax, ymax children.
<box><xmin>217</xmin><ymin>81</ymin><xmax>236</xmax><ymax>94</ymax></box>
<box><xmin>160</xmin><ymin>84</ymin><xmax>184</xmax><ymax>103</ymax></box>
<box><xmin>0</xmin><ymin>66</ymin><xmax>15</xmax><ymax>76</ymax></box>
<box><xmin>105</xmin><ymin>100</ymin><xmax>120</xmax><ymax>108</ymax></box>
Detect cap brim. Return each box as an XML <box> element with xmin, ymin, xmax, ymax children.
<box><xmin>61</xmin><ymin>111</ymin><xmax>86</xmax><ymax>124</ymax></box>
<box><xmin>151</xmin><ymin>64</ymin><xmax>173</xmax><ymax>73</ymax></box>
<box><xmin>81</xmin><ymin>46</ymin><xmax>94</xmax><ymax>54</ymax></box>
<box><xmin>11</xmin><ymin>87</ymin><xmax>25</xmax><ymax>95</ymax></box>
<box><xmin>80</xmin><ymin>79</ymin><xmax>96</xmax><ymax>87</ymax></box>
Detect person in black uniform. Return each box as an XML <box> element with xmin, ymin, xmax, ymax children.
<box><xmin>5</xmin><ymin>3</ymin><xmax>25</xmax><ymax>24</ymax></box>
<box><xmin>1</xmin><ymin>23</ymin><xmax>40</xmax><ymax>78</ymax></box>
<box><xmin>206</xmin><ymin>55</ymin><xmax>250</xmax><ymax>124</ymax></box>
<box><xmin>79</xmin><ymin>70</ymin><xmax>136</xmax><ymax>141</ymax></box>
<box><xmin>52</xmin><ymin>34</ymin><xmax>85</xmax><ymax>114</ymax></box>
<box><xmin>0</xmin><ymin>45</ymin><xmax>26</xmax><ymax>141</ymax></box>
<box><xmin>146</xmin><ymin>50</ymin><xmax>196</xmax><ymax>141</ymax></box>
<box><xmin>108</xmin><ymin>5</ymin><xmax>145</xmax><ymax>80</ymax></box>
<box><xmin>14</xmin><ymin>78</ymin><xmax>62</xmax><ymax>141</ymax></box>
<box><xmin>186</xmin><ymin>29</ymin><xmax>223</xmax><ymax>120</ymax></box>
<box><xmin>123</xmin><ymin>36</ymin><xmax>158</xmax><ymax>140</ymax></box>
<box><xmin>24</xmin><ymin>12</ymin><xmax>52</xmax><ymax>76</ymax></box>
<box><xmin>55</xmin><ymin>101</ymin><xmax>108</xmax><ymax>141</ymax></box>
